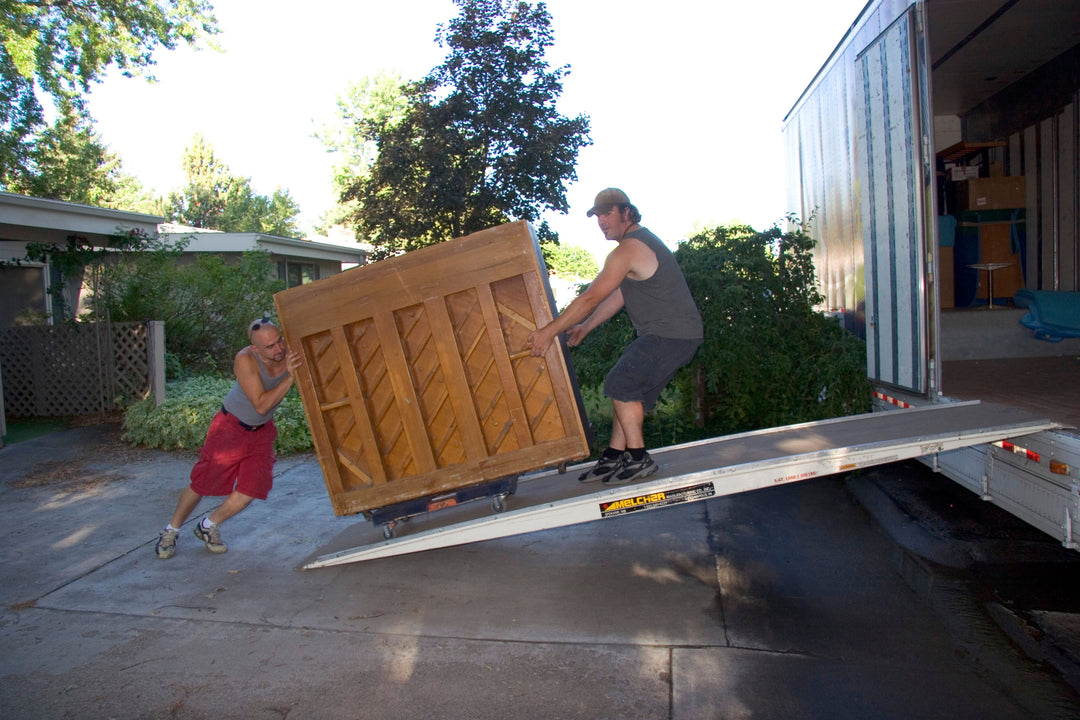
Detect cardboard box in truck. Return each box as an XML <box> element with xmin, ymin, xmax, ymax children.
<box><xmin>274</xmin><ymin>221</ymin><xmax>591</xmax><ymax>517</ymax></box>
<box><xmin>956</xmin><ymin>176</ymin><xmax>1026</xmax><ymax>211</ymax></box>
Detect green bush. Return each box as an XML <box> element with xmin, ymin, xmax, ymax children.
<box><xmin>569</xmin><ymin>220</ymin><xmax>870</xmax><ymax>452</ymax></box>
<box><xmin>543</xmin><ymin>241</ymin><xmax>599</xmax><ymax>279</ymax></box>
<box><xmin>88</xmin><ymin>237</ymin><xmax>285</xmax><ymax>376</ymax></box>
<box><xmin>122</xmin><ymin>376</ymin><xmax>312</xmax><ymax>455</ymax></box>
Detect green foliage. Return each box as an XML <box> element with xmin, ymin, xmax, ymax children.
<box><xmin>543</xmin><ymin>240</ymin><xmax>598</xmax><ymax>279</ymax></box>
<box><xmin>569</xmin><ymin>221</ymin><xmax>870</xmax><ymax>448</ymax></box>
<box><xmin>1</xmin><ymin>0</ymin><xmax>219</xmax><ymax>190</ymax></box>
<box><xmin>5</xmin><ymin>104</ymin><xmax>116</xmax><ymax>204</ymax></box>
<box><xmin>312</xmin><ymin>71</ymin><xmax>410</xmax><ymax>236</ymax></box>
<box><xmin>166</xmin><ymin>134</ymin><xmax>302</xmax><ymax>237</ymax></box>
<box><xmin>678</xmin><ymin>221</ymin><xmax>870</xmax><ymax>434</ymax></box>
<box><xmin>343</xmin><ymin>0</ymin><xmax>590</xmax><ymax>258</ymax></box>
<box><xmin>122</xmin><ymin>375</ymin><xmax>312</xmax><ymax>455</ymax></box>
<box><xmin>3</xmin><ymin>102</ymin><xmax>161</xmax><ymax>213</ymax></box>
<box><xmin>577</xmin><ymin>382</ymin><xmax>699</xmax><ymax>454</ymax></box>
<box><xmin>13</xmin><ymin>227</ymin><xmax>159</xmax><ymax>320</ymax></box>
<box><xmin>317</xmin><ymin>73</ymin><xmax>407</xmax><ymax>182</ymax></box>
<box><xmin>88</xmin><ymin>239</ymin><xmax>284</xmax><ymax>374</ymax></box>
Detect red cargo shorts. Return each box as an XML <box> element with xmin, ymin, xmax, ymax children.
<box><xmin>189</xmin><ymin>409</ymin><xmax>277</xmax><ymax>500</ymax></box>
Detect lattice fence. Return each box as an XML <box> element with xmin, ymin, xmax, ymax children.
<box><xmin>0</xmin><ymin>321</ymin><xmax>157</xmax><ymax>418</ymax></box>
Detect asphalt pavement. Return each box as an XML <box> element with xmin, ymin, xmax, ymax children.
<box><xmin>2</xmin><ymin>423</ymin><xmax>1080</xmax><ymax>719</ymax></box>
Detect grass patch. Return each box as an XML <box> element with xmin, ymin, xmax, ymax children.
<box><xmin>3</xmin><ymin>417</ymin><xmax>71</xmax><ymax>445</ymax></box>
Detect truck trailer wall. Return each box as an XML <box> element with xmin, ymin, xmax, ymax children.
<box><xmin>784</xmin><ymin>0</ymin><xmax>1080</xmax><ymax>387</ymax></box>
<box><xmin>783</xmin><ymin>0</ymin><xmax>916</xmax><ymax>322</ymax></box>
<box><xmin>784</xmin><ymin>0</ymin><xmax>932</xmax><ymax>394</ymax></box>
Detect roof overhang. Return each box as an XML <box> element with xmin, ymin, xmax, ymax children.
<box><xmin>0</xmin><ymin>191</ymin><xmax>163</xmax><ymax>245</ymax></box>
<box><xmin>163</xmin><ymin>231</ymin><xmax>369</xmax><ymax>264</ymax></box>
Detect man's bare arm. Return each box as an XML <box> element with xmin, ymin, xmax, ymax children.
<box><xmin>235</xmin><ymin>350</ymin><xmax>302</xmax><ymax>415</ymax></box>
<box><xmin>527</xmin><ymin>243</ymin><xmax>638</xmax><ymax>356</ymax></box>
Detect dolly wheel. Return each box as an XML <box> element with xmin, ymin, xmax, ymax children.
<box><xmin>492</xmin><ymin>494</ymin><xmax>507</xmax><ymax>513</ymax></box>
<box><xmin>382</xmin><ymin>522</ymin><xmax>396</xmax><ymax>540</ymax></box>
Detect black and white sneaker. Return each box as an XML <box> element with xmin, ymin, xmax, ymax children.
<box><xmin>194</xmin><ymin>519</ymin><xmax>227</xmax><ymax>554</ymax></box>
<box><xmin>578</xmin><ymin>451</ymin><xmax>626</xmax><ymax>483</ymax></box>
<box><xmin>604</xmin><ymin>452</ymin><xmax>658</xmax><ymax>485</ymax></box>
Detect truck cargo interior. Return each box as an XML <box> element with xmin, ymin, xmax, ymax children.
<box><xmin>784</xmin><ymin>0</ymin><xmax>1079</xmax><ymax>431</ymax></box>
<box><xmin>927</xmin><ymin>0</ymin><xmax>1079</xmax><ymax>431</ymax></box>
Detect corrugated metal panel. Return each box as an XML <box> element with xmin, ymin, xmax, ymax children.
<box><xmin>855</xmin><ymin>8</ymin><xmax>928</xmax><ymax>393</ymax></box>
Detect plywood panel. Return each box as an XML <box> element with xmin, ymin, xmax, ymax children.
<box><xmin>274</xmin><ymin>221</ymin><xmax>591</xmax><ymax>517</ymax></box>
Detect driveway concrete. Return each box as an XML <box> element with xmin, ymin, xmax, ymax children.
<box><xmin>1</xmin><ymin>424</ymin><xmax>1079</xmax><ymax>719</ymax></box>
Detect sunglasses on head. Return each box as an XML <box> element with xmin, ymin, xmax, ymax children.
<box><xmin>250</xmin><ymin>317</ymin><xmax>273</xmax><ymax>332</ymax></box>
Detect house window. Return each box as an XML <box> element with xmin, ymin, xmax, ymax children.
<box><xmin>278</xmin><ymin>261</ymin><xmax>320</xmax><ymax>288</ymax></box>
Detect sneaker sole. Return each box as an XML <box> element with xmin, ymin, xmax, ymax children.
<box><xmin>604</xmin><ymin>462</ymin><xmax>659</xmax><ymax>485</ymax></box>
<box><xmin>579</xmin><ymin>454</ymin><xmax>629</xmax><ymax>483</ymax></box>
<box><xmin>579</xmin><ymin>466</ymin><xmax>621</xmax><ymax>483</ymax></box>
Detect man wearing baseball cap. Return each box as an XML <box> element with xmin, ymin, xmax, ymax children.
<box><xmin>528</xmin><ymin>188</ymin><xmax>702</xmax><ymax>484</ymax></box>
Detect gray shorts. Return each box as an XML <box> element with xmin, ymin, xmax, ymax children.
<box><xmin>603</xmin><ymin>334</ymin><xmax>702</xmax><ymax>411</ymax></box>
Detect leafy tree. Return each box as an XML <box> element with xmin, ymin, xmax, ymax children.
<box><xmin>543</xmin><ymin>241</ymin><xmax>597</xmax><ymax>279</ymax></box>
<box><xmin>1</xmin><ymin>0</ymin><xmax>219</xmax><ymax>190</ymax></box>
<box><xmin>570</xmin><ymin>221</ymin><xmax>870</xmax><ymax>448</ymax></box>
<box><xmin>317</xmin><ymin>71</ymin><xmax>409</xmax><ymax>192</ymax></box>
<box><xmin>167</xmin><ymin>134</ymin><xmax>301</xmax><ymax>237</ymax></box>
<box><xmin>109</xmin><ymin>172</ymin><xmax>166</xmax><ymax>216</ymax></box>
<box><xmin>312</xmin><ymin>71</ymin><xmax>409</xmax><ymax>235</ymax></box>
<box><xmin>1</xmin><ymin>99</ymin><xmax>162</xmax><ymax>212</ymax></box>
<box><xmin>0</xmin><ymin>102</ymin><xmax>162</xmax><ymax>212</ymax></box>
<box><xmin>343</xmin><ymin>0</ymin><xmax>590</xmax><ymax>258</ymax></box>
<box><xmin>5</xmin><ymin>103</ymin><xmax>120</xmax><ymax>204</ymax></box>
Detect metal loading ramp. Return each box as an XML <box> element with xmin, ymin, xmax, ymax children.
<box><xmin>304</xmin><ymin>401</ymin><xmax>1058</xmax><ymax>568</ymax></box>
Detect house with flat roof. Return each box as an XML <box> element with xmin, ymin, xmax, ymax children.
<box><xmin>159</xmin><ymin>224</ymin><xmax>368</xmax><ymax>290</ymax></box>
<box><xmin>0</xmin><ymin>192</ymin><xmax>368</xmax><ymax>326</ymax></box>
<box><xmin>0</xmin><ymin>191</ymin><xmax>164</xmax><ymax>326</ymax></box>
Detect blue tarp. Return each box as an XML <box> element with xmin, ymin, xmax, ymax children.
<box><xmin>1014</xmin><ymin>289</ymin><xmax>1080</xmax><ymax>342</ymax></box>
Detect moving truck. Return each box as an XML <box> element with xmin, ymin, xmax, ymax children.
<box><xmin>783</xmin><ymin>0</ymin><xmax>1080</xmax><ymax>546</ymax></box>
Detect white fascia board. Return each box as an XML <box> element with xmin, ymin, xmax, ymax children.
<box><xmin>166</xmin><ymin>232</ymin><xmax>262</xmax><ymax>253</ymax></box>
<box><xmin>0</xmin><ymin>191</ymin><xmax>163</xmax><ymax>238</ymax></box>
<box><xmin>261</xmin><ymin>237</ymin><xmax>368</xmax><ymax>262</ymax></box>
<box><xmin>169</xmin><ymin>231</ymin><xmax>367</xmax><ymax>263</ymax></box>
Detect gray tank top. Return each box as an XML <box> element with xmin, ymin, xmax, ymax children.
<box><xmin>619</xmin><ymin>227</ymin><xmax>703</xmax><ymax>339</ymax></box>
<box><xmin>222</xmin><ymin>350</ymin><xmax>289</xmax><ymax>426</ymax></box>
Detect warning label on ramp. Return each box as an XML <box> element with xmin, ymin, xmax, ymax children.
<box><xmin>600</xmin><ymin>482</ymin><xmax>715</xmax><ymax>518</ymax></box>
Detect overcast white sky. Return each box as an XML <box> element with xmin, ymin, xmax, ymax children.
<box><xmin>86</xmin><ymin>0</ymin><xmax>868</xmax><ymax>255</ymax></box>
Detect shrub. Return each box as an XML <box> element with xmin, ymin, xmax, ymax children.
<box><xmin>88</xmin><ymin>237</ymin><xmax>285</xmax><ymax>376</ymax></box>
<box><xmin>122</xmin><ymin>376</ymin><xmax>312</xmax><ymax>455</ymax></box>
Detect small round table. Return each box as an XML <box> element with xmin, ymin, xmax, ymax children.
<box><xmin>967</xmin><ymin>262</ymin><xmax>1014</xmax><ymax>309</ymax></box>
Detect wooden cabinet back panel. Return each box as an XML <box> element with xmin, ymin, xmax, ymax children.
<box><xmin>274</xmin><ymin>221</ymin><xmax>590</xmax><ymax>516</ymax></box>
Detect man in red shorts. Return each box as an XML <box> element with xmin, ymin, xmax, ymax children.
<box><xmin>155</xmin><ymin>318</ymin><xmax>302</xmax><ymax>559</ymax></box>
